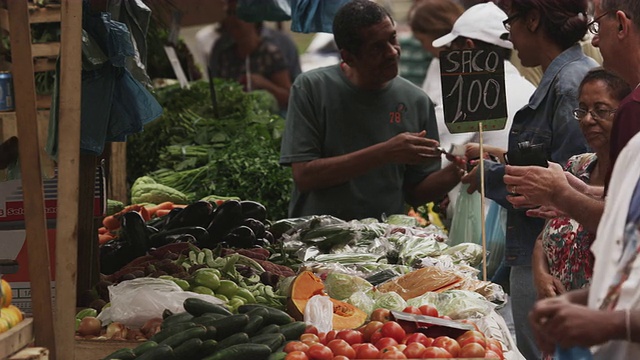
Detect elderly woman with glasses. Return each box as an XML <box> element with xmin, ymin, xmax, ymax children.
<box><xmin>461</xmin><ymin>0</ymin><xmax>598</xmax><ymax>358</ymax></box>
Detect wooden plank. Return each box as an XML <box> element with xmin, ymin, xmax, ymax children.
<box><xmin>7</xmin><ymin>0</ymin><xmax>56</xmax><ymax>356</ymax></box>
<box><xmin>108</xmin><ymin>142</ymin><xmax>128</xmax><ymax>203</ymax></box>
<box><xmin>74</xmin><ymin>340</ymin><xmax>142</xmax><ymax>360</ymax></box>
<box><xmin>31</xmin><ymin>43</ymin><xmax>59</xmax><ymax>58</ymax></box>
<box><xmin>9</xmin><ymin>347</ymin><xmax>49</xmax><ymax>360</ymax></box>
<box><xmin>54</xmin><ymin>0</ymin><xmax>83</xmax><ymax>359</ymax></box>
<box><xmin>28</xmin><ymin>4</ymin><xmax>61</xmax><ymax>23</ymax></box>
<box><xmin>33</xmin><ymin>57</ymin><xmax>56</xmax><ymax>72</ymax></box>
<box><xmin>36</xmin><ymin>94</ymin><xmax>51</xmax><ymax>109</ymax></box>
<box><xmin>0</xmin><ymin>8</ymin><xmax>8</xmax><ymax>32</ymax></box>
<box><xmin>0</xmin><ymin>318</ymin><xmax>34</xmax><ymax>359</ymax></box>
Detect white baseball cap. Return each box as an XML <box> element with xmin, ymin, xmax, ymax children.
<box><xmin>432</xmin><ymin>2</ymin><xmax>513</xmax><ymax>49</ymax></box>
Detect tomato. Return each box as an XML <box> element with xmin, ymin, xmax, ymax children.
<box><xmin>381</xmin><ymin>321</ymin><xmax>406</xmax><ymax>343</ymax></box>
<box><xmin>375</xmin><ymin>337</ymin><xmax>399</xmax><ymax>350</ymax></box>
<box><xmin>325</xmin><ymin>330</ymin><xmax>338</xmax><ymax>344</ymax></box>
<box><xmin>355</xmin><ymin>343</ymin><xmax>380</xmax><ymax>360</ymax></box>
<box><xmin>486</xmin><ymin>338</ymin><xmax>504</xmax><ymax>356</ymax></box>
<box><xmin>284</xmin><ymin>341</ymin><xmax>310</xmax><ymax>353</ymax></box>
<box><xmin>318</xmin><ymin>332</ymin><xmax>327</xmax><ymax>345</ymax></box>
<box><xmin>440</xmin><ymin>315</ymin><xmax>452</xmax><ymax>320</ymax></box>
<box><xmin>336</xmin><ymin>329</ymin><xmax>363</xmax><ymax>345</ymax></box>
<box><xmin>421</xmin><ymin>347</ymin><xmax>452</xmax><ymax>359</ymax></box>
<box><xmin>326</xmin><ymin>339</ymin><xmax>356</xmax><ymax>359</ymax></box>
<box><xmin>459</xmin><ymin>319</ymin><xmax>481</xmax><ymax>331</ymax></box>
<box><xmin>456</xmin><ymin>330</ymin><xmax>486</xmax><ymax>348</ymax></box>
<box><xmin>307</xmin><ymin>344</ymin><xmax>334</xmax><ymax>360</ymax></box>
<box><xmin>370</xmin><ymin>308</ymin><xmax>392</xmax><ymax>323</ymax></box>
<box><xmin>351</xmin><ymin>343</ymin><xmax>365</xmax><ymax>353</ymax></box>
<box><xmin>379</xmin><ymin>350</ymin><xmax>407</xmax><ymax>359</ymax></box>
<box><xmin>432</xmin><ymin>336</ymin><xmax>461</xmax><ymax>357</ymax></box>
<box><xmin>305</xmin><ymin>325</ymin><xmax>319</xmax><ymax>335</ymax></box>
<box><xmin>459</xmin><ymin>343</ymin><xmax>485</xmax><ymax>357</ymax></box>
<box><xmin>360</xmin><ymin>321</ymin><xmax>384</xmax><ymax>342</ymax></box>
<box><xmin>418</xmin><ymin>304</ymin><xmax>439</xmax><ymax>318</ymax></box>
<box><xmin>394</xmin><ymin>344</ymin><xmax>406</xmax><ymax>352</ymax></box>
<box><xmin>285</xmin><ymin>351</ymin><xmax>310</xmax><ymax>360</ymax></box>
<box><xmin>402</xmin><ymin>306</ymin><xmax>422</xmax><ymax>315</ymax></box>
<box><xmin>485</xmin><ymin>349</ymin><xmax>504</xmax><ymax>360</ymax></box>
<box><xmin>301</xmin><ymin>333</ymin><xmax>320</xmax><ymax>345</ymax></box>
<box><xmin>403</xmin><ymin>342</ymin><xmax>426</xmax><ymax>358</ymax></box>
<box><xmin>370</xmin><ymin>329</ymin><xmax>383</xmax><ymax>344</ymax></box>
<box><xmin>332</xmin><ymin>356</ymin><xmax>350</xmax><ymax>360</ymax></box>
<box><xmin>403</xmin><ymin>332</ymin><xmax>433</xmax><ymax>347</ymax></box>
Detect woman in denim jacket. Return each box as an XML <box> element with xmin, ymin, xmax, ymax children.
<box><xmin>462</xmin><ymin>0</ymin><xmax>597</xmax><ymax>358</ymax></box>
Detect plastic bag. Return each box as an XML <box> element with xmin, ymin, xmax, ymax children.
<box><xmin>448</xmin><ymin>184</ymin><xmax>482</xmax><ymax>246</ymax></box>
<box><xmin>237</xmin><ymin>0</ymin><xmax>291</xmax><ymax>22</ymax></box>
<box><xmin>485</xmin><ymin>201</ymin><xmax>507</xmax><ymax>280</ymax></box>
<box><xmin>290</xmin><ymin>0</ymin><xmax>351</xmax><ymax>33</ymax></box>
<box><xmin>304</xmin><ymin>295</ymin><xmax>333</xmax><ymax>333</ymax></box>
<box><xmin>97</xmin><ymin>278</ymin><xmax>224</xmax><ymax>327</ymax></box>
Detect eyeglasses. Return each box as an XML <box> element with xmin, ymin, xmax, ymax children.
<box><xmin>587</xmin><ymin>11</ymin><xmax>612</xmax><ymax>35</ymax></box>
<box><xmin>503</xmin><ymin>13</ymin><xmax>521</xmax><ymax>31</ymax></box>
<box><xmin>572</xmin><ymin>107</ymin><xmax>617</xmax><ymax>122</ymax></box>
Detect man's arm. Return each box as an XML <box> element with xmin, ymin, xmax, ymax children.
<box><xmin>405</xmin><ymin>162</ymin><xmax>463</xmax><ymax>207</ymax></box>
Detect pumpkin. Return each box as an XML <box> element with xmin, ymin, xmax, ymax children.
<box><xmin>287</xmin><ymin>271</ymin><xmax>367</xmax><ymax>330</ymax></box>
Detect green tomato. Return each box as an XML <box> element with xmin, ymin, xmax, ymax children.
<box><xmin>191</xmin><ymin>286</ymin><xmax>215</xmax><ymax>296</ymax></box>
<box><xmin>235</xmin><ymin>288</ymin><xmax>256</xmax><ymax>304</ymax></box>
<box><xmin>214</xmin><ymin>293</ymin><xmax>229</xmax><ymax>303</ymax></box>
<box><xmin>216</xmin><ymin>280</ymin><xmax>239</xmax><ymax>299</ymax></box>
<box><xmin>194</xmin><ymin>268</ymin><xmax>222</xmax><ymax>278</ymax></box>
<box><xmin>172</xmin><ymin>279</ymin><xmax>191</xmax><ymax>291</ymax></box>
<box><xmin>194</xmin><ymin>272</ymin><xmax>220</xmax><ymax>291</ymax></box>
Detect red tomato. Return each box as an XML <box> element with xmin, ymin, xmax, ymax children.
<box><xmin>361</xmin><ymin>321</ymin><xmax>384</xmax><ymax>342</ymax></box>
<box><xmin>305</xmin><ymin>325</ymin><xmax>319</xmax><ymax>335</ymax></box>
<box><xmin>440</xmin><ymin>315</ymin><xmax>452</xmax><ymax>320</ymax></box>
<box><xmin>403</xmin><ymin>332</ymin><xmax>433</xmax><ymax>347</ymax></box>
<box><xmin>402</xmin><ymin>306</ymin><xmax>422</xmax><ymax>315</ymax></box>
<box><xmin>351</xmin><ymin>343</ymin><xmax>365</xmax><ymax>353</ymax></box>
<box><xmin>284</xmin><ymin>341</ymin><xmax>310</xmax><ymax>353</ymax></box>
<box><xmin>486</xmin><ymin>338</ymin><xmax>504</xmax><ymax>356</ymax></box>
<box><xmin>379</xmin><ymin>350</ymin><xmax>407</xmax><ymax>359</ymax></box>
<box><xmin>332</xmin><ymin>356</ymin><xmax>350</xmax><ymax>360</ymax></box>
<box><xmin>418</xmin><ymin>304</ymin><xmax>439</xmax><ymax>317</ymax></box>
<box><xmin>403</xmin><ymin>342</ymin><xmax>427</xmax><ymax>358</ymax></box>
<box><xmin>318</xmin><ymin>332</ymin><xmax>327</xmax><ymax>345</ymax></box>
<box><xmin>421</xmin><ymin>346</ymin><xmax>452</xmax><ymax>359</ymax></box>
<box><xmin>336</xmin><ymin>329</ymin><xmax>363</xmax><ymax>345</ymax></box>
<box><xmin>375</xmin><ymin>337</ymin><xmax>399</xmax><ymax>350</ymax></box>
<box><xmin>370</xmin><ymin>329</ymin><xmax>383</xmax><ymax>345</ymax></box>
<box><xmin>381</xmin><ymin>321</ymin><xmax>406</xmax><ymax>343</ymax></box>
<box><xmin>456</xmin><ymin>330</ymin><xmax>486</xmax><ymax>348</ymax></box>
<box><xmin>285</xmin><ymin>351</ymin><xmax>310</xmax><ymax>360</ymax></box>
<box><xmin>432</xmin><ymin>336</ymin><xmax>461</xmax><ymax>357</ymax></box>
<box><xmin>459</xmin><ymin>343</ymin><xmax>486</xmax><ymax>357</ymax></box>
<box><xmin>394</xmin><ymin>344</ymin><xmax>406</xmax><ymax>352</ymax></box>
<box><xmin>355</xmin><ymin>343</ymin><xmax>380</xmax><ymax>360</ymax></box>
<box><xmin>326</xmin><ymin>339</ymin><xmax>356</xmax><ymax>359</ymax></box>
<box><xmin>307</xmin><ymin>344</ymin><xmax>334</xmax><ymax>360</ymax></box>
<box><xmin>485</xmin><ymin>349</ymin><xmax>504</xmax><ymax>360</ymax></box>
<box><xmin>370</xmin><ymin>308</ymin><xmax>392</xmax><ymax>323</ymax></box>
<box><xmin>325</xmin><ymin>330</ymin><xmax>338</xmax><ymax>344</ymax></box>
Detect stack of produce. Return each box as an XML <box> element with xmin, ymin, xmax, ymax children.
<box><xmin>0</xmin><ymin>279</ymin><xmax>24</xmax><ymax>333</ymax></box>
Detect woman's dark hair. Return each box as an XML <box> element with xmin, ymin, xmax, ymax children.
<box><xmin>579</xmin><ymin>67</ymin><xmax>632</xmax><ymax>102</ymax></box>
<box><xmin>332</xmin><ymin>0</ymin><xmax>394</xmax><ymax>55</ymax></box>
<box><xmin>509</xmin><ymin>0</ymin><xmax>589</xmax><ymax>49</ymax></box>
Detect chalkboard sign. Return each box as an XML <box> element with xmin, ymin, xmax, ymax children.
<box><xmin>439</xmin><ymin>47</ymin><xmax>507</xmax><ymax>134</ymax></box>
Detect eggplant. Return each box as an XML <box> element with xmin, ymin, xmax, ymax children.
<box><xmin>149</xmin><ymin>226</ymin><xmax>209</xmax><ymax>247</ymax></box>
<box><xmin>164</xmin><ymin>201</ymin><xmax>215</xmax><ymax>230</ymax></box>
<box><xmin>242</xmin><ymin>218</ymin><xmax>266</xmax><ymax>238</ymax></box>
<box><xmin>264</xmin><ymin>230</ymin><xmax>275</xmax><ymax>244</ymax></box>
<box><xmin>120</xmin><ymin>211</ymin><xmax>151</xmax><ymax>258</ymax></box>
<box><xmin>220</xmin><ymin>225</ymin><xmax>256</xmax><ymax>248</ymax></box>
<box><xmin>240</xmin><ymin>201</ymin><xmax>267</xmax><ymax>223</ymax></box>
<box><xmin>206</xmin><ymin>200</ymin><xmax>244</xmax><ymax>244</ymax></box>
<box><xmin>99</xmin><ymin>240</ymin><xmax>133</xmax><ymax>275</ymax></box>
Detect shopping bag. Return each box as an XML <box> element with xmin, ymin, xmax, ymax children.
<box><xmin>447</xmin><ymin>183</ymin><xmax>482</xmax><ymax>247</ymax></box>
<box><xmin>290</xmin><ymin>0</ymin><xmax>350</xmax><ymax>33</ymax></box>
<box><xmin>485</xmin><ymin>201</ymin><xmax>506</xmax><ymax>280</ymax></box>
<box><xmin>236</xmin><ymin>0</ymin><xmax>292</xmax><ymax>22</ymax></box>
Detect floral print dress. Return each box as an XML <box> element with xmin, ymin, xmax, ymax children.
<box><xmin>541</xmin><ymin>153</ymin><xmax>598</xmax><ymax>291</ymax></box>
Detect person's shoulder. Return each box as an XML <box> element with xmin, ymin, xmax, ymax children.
<box><xmin>294</xmin><ymin>65</ymin><xmax>341</xmax><ymax>85</ymax></box>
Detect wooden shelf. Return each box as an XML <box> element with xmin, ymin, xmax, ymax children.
<box><xmin>0</xmin><ymin>318</ymin><xmax>34</xmax><ymax>360</ymax></box>
<box><xmin>30</xmin><ymin>43</ymin><xmax>59</xmax><ymax>58</ymax></box>
<box><xmin>74</xmin><ymin>339</ymin><xmax>142</xmax><ymax>360</ymax></box>
<box><xmin>0</xmin><ymin>4</ymin><xmax>60</xmax><ymax>32</ymax></box>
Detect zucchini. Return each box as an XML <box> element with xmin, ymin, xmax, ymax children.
<box><xmin>132</xmin><ymin>341</ymin><xmax>158</xmax><ymax>357</ymax></box>
<box><xmin>101</xmin><ymin>348</ymin><xmax>135</xmax><ymax>360</ymax></box>
<box><xmin>238</xmin><ymin>305</ymin><xmax>293</xmax><ymax>325</ymax></box>
<box><xmin>161</xmin><ymin>311</ymin><xmax>194</xmax><ymax>329</ymax></box>
<box><xmin>192</xmin><ymin>313</ymin><xmax>226</xmax><ymax>325</ymax></box>
<box><xmin>279</xmin><ymin>321</ymin><xmax>307</xmax><ymax>341</ymax></box>
<box><xmin>242</xmin><ymin>315</ymin><xmax>264</xmax><ymax>336</ymax></box>
<box><xmin>159</xmin><ymin>325</ymin><xmax>207</xmax><ymax>348</ymax></box>
<box><xmin>135</xmin><ymin>344</ymin><xmax>175</xmax><ymax>360</ymax></box>
<box><xmin>173</xmin><ymin>337</ymin><xmax>203</xmax><ymax>360</ymax></box>
<box><xmin>162</xmin><ymin>309</ymin><xmax>174</xmax><ymax>319</ymax></box>
<box><xmin>255</xmin><ymin>323</ymin><xmax>280</xmax><ymax>335</ymax></box>
<box><xmin>184</xmin><ymin>297</ymin><xmax>232</xmax><ymax>317</ymax></box>
<box><xmin>215</xmin><ymin>332</ymin><xmax>250</xmax><ymax>350</ymax></box>
<box><xmin>267</xmin><ymin>352</ymin><xmax>287</xmax><ymax>360</ymax></box>
<box><xmin>150</xmin><ymin>322</ymin><xmax>198</xmax><ymax>343</ymax></box>
<box><xmin>207</xmin><ymin>314</ymin><xmax>250</xmax><ymax>340</ymax></box>
<box><xmin>201</xmin><ymin>339</ymin><xmax>218</xmax><ymax>355</ymax></box>
<box><xmin>249</xmin><ymin>333</ymin><xmax>286</xmax><ymax>352</ymax></box>
<box><xmin>202</xmin><ymin>343</ymin><xmax>272</xmax><ymax>360</ymax></box>
<box><xmin>203</xmin><ymin>325</ymin><xmax>217</xmax><ymax>340</ymax></box>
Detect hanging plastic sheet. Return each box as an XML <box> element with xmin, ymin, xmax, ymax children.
<box><xmin>448</xmin><ymin>183</ymin><xmax>482</xmax><ymax>247</ymax></box>
<box><xmin>290</xmin><ymin>0</ymin><xmax>350</xmax><ymax>33</ymax></box>
<box><xmin>236</xmin><ymin>0</ymin><xmax>292</xmax><ymax>22</ymax></box>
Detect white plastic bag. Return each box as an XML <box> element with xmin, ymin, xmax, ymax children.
<box><xmin>97</xmin><ymin>278</ymin><xmax>224</xmax><ymax>327</ymax></box>
<box><xmin>304</xmin><ymin>295</ymin><xmax>333</xmax><ymax>333</ymax></box>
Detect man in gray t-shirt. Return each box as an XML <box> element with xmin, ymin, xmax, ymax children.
<box><xmin>279</xmin><ymin>0</ymin><xmax>465</xmax><ymax>221</ymax></box>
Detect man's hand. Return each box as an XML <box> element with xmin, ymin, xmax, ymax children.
<box><xmin>385</xmin><ymin>130</ymin><xmax>441</xmax><ymax>164</ymax></box>
<box><xmin>504</xmin><ymin>162</ymin><xmax>567</xmax><ymax>208</ymax></box>
<box><xmin>526</xmin><ymin>205</ymin><xmax>568</xmax><ymax>219</ymax></box>
<box><xmin>460</xmin><ymin>161</ymin><xmax>479</xmax><ymax>193</ymax></box>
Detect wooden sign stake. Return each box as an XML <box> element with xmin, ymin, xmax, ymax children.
<box><xmin>479</xmin><ymin>122</ymin><xmax>487</xmax><ymax>281</ymax></box>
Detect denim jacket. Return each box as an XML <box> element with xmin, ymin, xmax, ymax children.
<box><xmin>483</xmin><ymin>44</ymin><xmax>596</xmax><ymax>266</ymax></box>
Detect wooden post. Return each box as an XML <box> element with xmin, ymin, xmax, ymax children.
<box><xmin>109</xmin><ymin>142</ymin><xmax>128</xmax><ymax>203</ymax></box>
<box><xmin>6</xmin><ymin>0</ymin><xmax>56</xmax><ymax>355</ymax></box>
<box><xmin>55</xmin><ymin>1</ymin><xmax>83</xmax><ymax>359</ymax></box>
<box><xmin>478</xmin><ymin>122</ymin><xmax>487</xmax><ymax>282</ymax></box>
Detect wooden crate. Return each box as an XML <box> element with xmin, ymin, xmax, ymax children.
<box><xmin>74</xmin><ymin>339</ymin><xmax>142</xmax><ymax>360</ymax></box>
<box><xmin>8</xmin><ymin>347</ymin><xmax>48</xmax><ymax>360</ymax></box>
<box><xmin>0</xmin><ymin>318</ymin><xmax>34</xmax><ymax>360</ymax></box>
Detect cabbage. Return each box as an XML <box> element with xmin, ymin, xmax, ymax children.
<box><xmin>345</xmin><ymin>291</ymin><xmax>375</xmax><ymax>316</ymax></box>
<box><xmin>442</xmin><ymin>243</ymin><xmax>484</xmax><ymax>266</ymax></box>
<box><xmin>407</xmin><ymin>290</ymin><xmax>495</xmax><ymax>319</ymax></box>
<box><xmin>324</xmin><ymin>272</ymin><xmax>373</xmax><ymax>300</ymax></box>
<box><xmin>373</xmin><ymin>291</ymin><xmax>407</xmax><ymax>312</ymax></box>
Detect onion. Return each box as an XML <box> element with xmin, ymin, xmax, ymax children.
<box><xmin>77</xmin><ymin>316</ymin><xmax>102</xmax><ymax>337</ymax></box>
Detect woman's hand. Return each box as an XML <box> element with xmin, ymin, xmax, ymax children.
<box><xmin>533</xmin><ymin>268</ymin><xmax>566</xmax><ymax>299</ymax></box>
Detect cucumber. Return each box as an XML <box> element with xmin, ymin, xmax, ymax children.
<box><xmin>279</xmin><ymin>321</ymin><xmax>307</xmax><ymax>341</ymax></box>
<box><xmin>242</xmin><ymin>315</ymin><xmax>264</xmax><ymax>336</ymax></box>
<box><xmin>135</xmin><ymin>344</ymin><xmax>174</xmax><ymax>360</ymax></box>
<box><xmin>203</xmin><ymin>325</ymin><xmax>217</xmax><ymax>340</ymax></box>
<box><xmin>267</xmin><ymin>351</ymin><xmax>287</xmax><ymax>360</ymax></box>
<box><xmin>215</xmin><ymin>332</ymin><xmax>250</xmax><ymax>350</ymax></box>
<box><xmin>249</xmin><ymin>333</ymin><xmax>286</xmax><ymax>352</ymax></box>
<box><xmin>159</xmin><ymin>325</ymin><xmax>207</xmax><ymax>348</ymax></box>
<box><xmin>173</xmin><ymin>337</ymin><xmax>203</xmax><ymax>360</ymax></box>
<box><xmin>184</xmin><ymin>297</ymin><xmax>232</xmax><ymax>317</ymax></box>
<box><xmin>201</xmin><ymin>343</ymin><xmax>272</xmax><ymax>360</ymax></box>
<box><xmin>101</xmin><ymin>348</ymin><xmax>135</xmax><ymax>360</ymax></box>
<box><xmin>238</xmin><ymin>305</ymin><xmax>293</xmax><ymax>325</ymax></box>
<box><xmin>132</xmin><ymin>341</ymin><xmax>158</xmax><ymax>357</ymax></box>
<box><xmin>161</xmin><ymin>311</ymin><xmax>194</xmax><ymax>329</ymax></box>
<box><xmin>201</xmin><ymin>339</ymin><xmax>218</xmax><ymax>355</ymax></box>
<box><xmin>208</xmin><ymin>314</ymin><xmax>250</xmax><ymax>340</ymax></box>
<box><xmin>255</xmin><ymin>323</ymin><xmax>280</xmax><ymax>335</ymax></box>
<box><xmin>193</xmin><ymin>313</ymin><xmax>226</xmax><ymax>324</ymax></box>
<box><xmin>149</xmin><ymin>322</ymin><xmax>198</xmax><ymax>343</ymax></box>
<box><xmin>162</xmin><ymin>309</ymin><xmax>174</xmax><ymax>319</ymax></box>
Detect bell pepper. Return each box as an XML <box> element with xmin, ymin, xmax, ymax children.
<box><xmin>194</xmin><ymin>271</ymin><xmax>220</xmax><ymax>291</ymax></box>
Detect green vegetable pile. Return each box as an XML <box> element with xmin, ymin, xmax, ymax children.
<box><xmin>127</xmin><ymin>80</ymin><xmax>292</xmax><ymax>220</ymax></box>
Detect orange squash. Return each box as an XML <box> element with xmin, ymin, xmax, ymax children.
<box><xmin>288</xmin><ymin>271</ymin><xmax>367</xmax><ymax>330</ymax></box>
<box><xmin>0</xmin><ymin>279</ymin><xmax>11</xmax><ymax>308</ymax></box>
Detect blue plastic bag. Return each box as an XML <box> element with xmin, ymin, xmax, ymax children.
<box><xmin>485</xmin><ymin>200</ymin><xmax>506</xmax><ymax>279</ymax></box>
<box><xmin>237</xmin><ymin>0</ymin><xmax>291</xmax><ymax>22</ymax></box>
<box><xmin>555</xmin><ymin>346</ymin><xmax>593</xmax><ymax>360</ymax></box>
<box><xmin>290</xmin><ymin>0</ymin><xmax>350</xmax><ymax>33</ymax></box>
